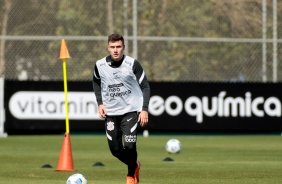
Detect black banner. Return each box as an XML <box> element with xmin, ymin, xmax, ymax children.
<box><xmin>147</xmin><ymin>82</ymin><xmax>282</xmax><ymax>133</ymax></box>
<box><xmin>4</xmin><ymin>80</ymin><xmax>282</xmax><ymax>134</ymax></box>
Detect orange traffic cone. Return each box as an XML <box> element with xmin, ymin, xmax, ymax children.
<box><xmin>59</xmin><ymin>39</ymin><xmax>71</xmax><ymax>59</ymax></box>
<box><xmin>56</xmin><ymin>133</ymin><xmax>74</xmax><ymax>171</ymax></box>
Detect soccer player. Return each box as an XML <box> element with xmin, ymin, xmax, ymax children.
<box><xmin>92</xmin><ymin>33</ymin><xmax>150</xmax><ymax>184</ymax></box>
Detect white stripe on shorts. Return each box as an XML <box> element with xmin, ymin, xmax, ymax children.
<box><xmin>106</xmin><ymin>131</ymin><xmax>112</xmax><ymax>141</ymax></box>
<box><xmin>131</xmin><ymin>122</ymin><xmax>138</xmax><ymax>133</ymax></box>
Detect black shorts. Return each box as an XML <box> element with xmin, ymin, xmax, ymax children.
<box><xmin>105</xmin><ymin>111</ymin><xmax>139</xmax><ymax>147</ymax></box>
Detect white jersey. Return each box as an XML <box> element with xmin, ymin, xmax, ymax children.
<box><xmin>96</xmin><ymin>56</ymin><xmax>143</xmax><ymax>115</ymax></box>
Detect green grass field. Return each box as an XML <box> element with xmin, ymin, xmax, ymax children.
<box><xmin>0</xmin><ymin>134</ymin><xmax>282</xmax><ymax>184</ymax></box>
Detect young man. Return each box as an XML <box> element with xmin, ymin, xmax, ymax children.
<box><xmin>92</xmin><ymin>33</ymin><xmax>150</xmax><ymax>184</ymax></box>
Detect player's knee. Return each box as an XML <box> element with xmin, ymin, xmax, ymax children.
<box><xmin>124</xmin><ymin>142</ymin><xmax>136</xmax><ymax>150</ymax></box>
<box><xmin>109</xmin><ymin>144</ymin><xmax>123</xmax><ymax>156</ymax></box>
<box><xmin>110</xmin><ymin>147</ymin><xmax>121</xmax><ymax>157</ymax></box>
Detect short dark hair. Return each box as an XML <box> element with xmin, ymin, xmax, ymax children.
<box><xmin>108</xmin><ymin>34</ymin><xmax>124</xmax><ymax>45</ymax></box>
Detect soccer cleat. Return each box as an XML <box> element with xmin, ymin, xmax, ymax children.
<box><xmin>134</xmin><ymin>161</ymin><xmax>141</xmax><ymax>184</ymax></box>
<box><xmin>126</xmin><ymin>176</ymin><xmax>135</xmax><ymax>184</ymax></box>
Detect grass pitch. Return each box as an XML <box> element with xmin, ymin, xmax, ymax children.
<box><xmin>0</xmin><ymin>134</ymin><xmax>282</xmax><ymax>184</ymax></box>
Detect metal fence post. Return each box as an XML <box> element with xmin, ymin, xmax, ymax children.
<box><xmin>0</xmin><ymin>77</ymin><xmax>7</xmax><ymax>137</ymax></box>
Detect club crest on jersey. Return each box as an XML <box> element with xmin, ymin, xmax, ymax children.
<box><xmin>107</xmin><ymin>121</ymin><xmax>114</xmax><ymax>131</ymax></box>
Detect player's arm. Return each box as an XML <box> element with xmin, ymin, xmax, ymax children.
<box><xmin>133</xmin><ymin>60</ymin><xmax>150</xmax><ymax>126</ymax></box>
<box><xmin>93</xmin><ymin>64</ymin><xmax>106</xmax><ymax>118</ymax></box>
<box><xmin>133</xmin><ymin>60</ymin><xmax>150</xmax><ymax>111</ymax></box>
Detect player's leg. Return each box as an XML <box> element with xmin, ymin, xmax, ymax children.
<box><xmin>105</xmin><ymin>116</ymin><xmax>126</xmax><ymax>163</ymax></box>
<box><xmin>120</xmin><ymin>111</ymin><xmax>139</xmax><ymax>178</ymax></box>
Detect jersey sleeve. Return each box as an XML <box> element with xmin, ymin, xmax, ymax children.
<box><xmin>133</xmin><ymin>60</ymin><xmax>151</xmax><ymax>112</ymax></box>
<box><xmin>92</xmin><ymin>64</ymin><xmax>103</xmax><ymax>105</ymax></box>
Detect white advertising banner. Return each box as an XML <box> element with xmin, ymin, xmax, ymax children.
<box><xmin>9</xmin><ymin>91</ymin><xmax>101</xmax><ymax>120</ymax></box>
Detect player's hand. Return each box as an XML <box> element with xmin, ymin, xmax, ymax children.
<box><xmin>138</xmin><ymin>110</ymin><xmax>149</xmax><ymax>127</ymax></box>
<box><xmin>98</xmin><ymin>104</ymin><xmax>107</xmax><ymax>118</ymax></box>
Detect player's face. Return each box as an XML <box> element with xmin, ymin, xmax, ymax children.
<box><xmin>108</xmin><ymin>40</ymin><xmax>125</xmax><ymax>61</ymax></box>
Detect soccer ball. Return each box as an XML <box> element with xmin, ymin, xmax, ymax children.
<box><xmin>165</xmin><ymin>139</ymin><xmax>182</xmax><ymax>154</ymax></box>
<box><xmin>66</xmin><ymin>173</ymin><xmax>88</xmax><ymax>184</ymax></box>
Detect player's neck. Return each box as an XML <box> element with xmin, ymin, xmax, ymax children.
<box><xmin>111</xmin><ymin>55</ymin><xmax>124</xmax><ymax>62</ymax></box>
<box><xmin>107</xmin><ymin>55</ymin><xmax>124</xmax><ymax>68</ymax></box>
